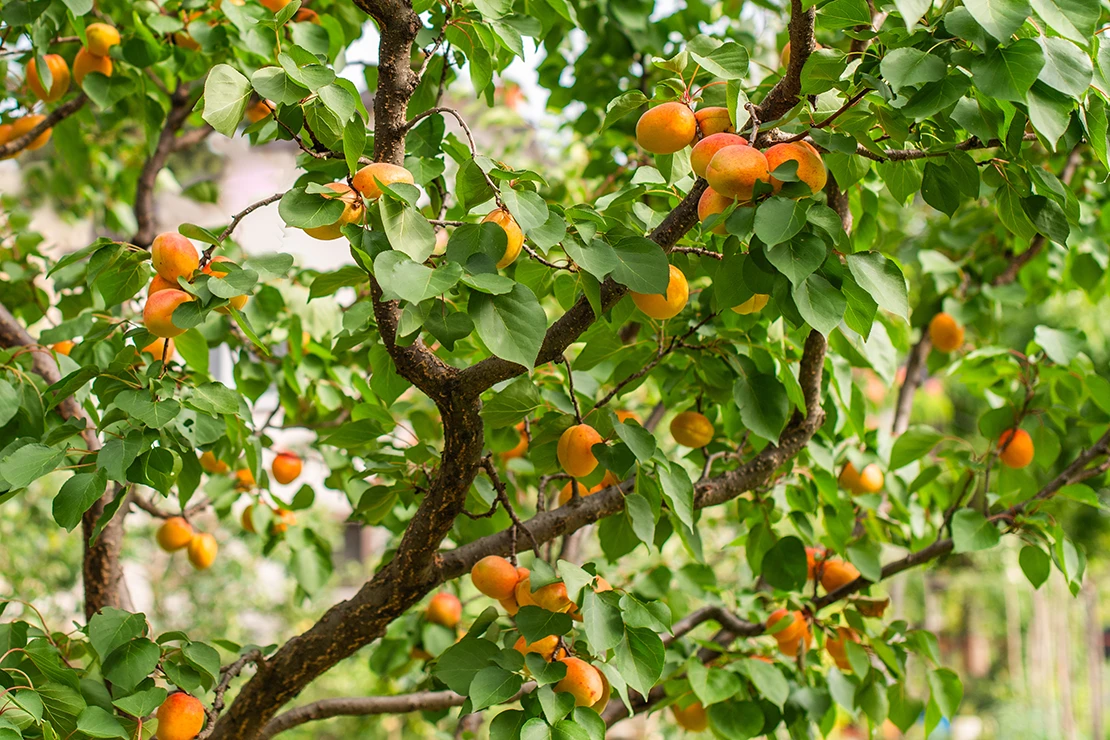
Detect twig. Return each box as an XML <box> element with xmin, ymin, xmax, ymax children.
<box><xmin>782</xmin><ymin>88</ymin><xmax>868</xmax><ymax>142</ymax></box>
<box><xmin>671</xmin><ymin>246</ymin><xmax>723</xmax><ymax>260</ymax></box>
<box><xmin>198</xmin><ymin>650</ymin><xmax>265</xmax><ymax>739</ymax></box>
<box><xmin>402</xmin><ymin>107</ymin><xmax>503</xmax><ymax>207</ymax></box>
<box><xmin>891</xmin><ymin>335</ymin><xmax>930</xmax><ymax>436</ymax></box>
<box><xmin>479</xmin><ymin>456</ymin><xmax>540</xmax><ymax>558</ymax></box>
<box><xmin>0</xmin><ymin>94</ymin><xmax>87</xmax><ymax>158</ymax></box>
<box><xmin>200</xmin><ymin>193</ymin><xmax>285</xmax><ymax>266</ymax></box>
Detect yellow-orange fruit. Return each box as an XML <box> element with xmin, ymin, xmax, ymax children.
<box><xmin>73</xmin><ymin>48</ymin><xmax>113</xmax><ymax>86</ymax></box>
<box><xmin>554</xmin><ymin>657</ymin><xmax>604</xmax><ymax>707</ymax></box>
<box><xmin>482</xmin><ymin>208</ymin><xmax>525</xmax><ymax>269</ymax></box>
<box><xmin>764</xmin><ymin>141</ymin><xmax>828</xmax><ymax>195</ymax></box>
<box><xmin>303</xmin><ymin>183</ymin><xmax>363</xmax><ymax>240</ymax></box>
<box><xmin>501</xmin><ymin>421</ymin><xmax>528</xmax><ymax>460</ymax></box>
<box><xmin>695</xmin><ymin>106</ymin><xmax>733</xmax><ymax>136</ymax></box>
<box><xmin>12</xmin><ymin>115</ymin><xmax>51</xmax><ymax>150</ymax></box>
<box><xmin>294</xmin><ymin>7</ymin><xmax>320</xmax><ymax>22</ymax></box>
<box><xmin>260</xmin><ymin>0</ymin><xmax>290</xmax><ymax>11</ymax></box>
<box><xmin>433</xmin><ymin>227</ymin><xmax>449</xmax><ymax>255</ymax></box>
<box><xmin>691</xmin><ymin>132</ymin><xmax>748</xmax><ymax>179</ymax></box>
<box><xmin>245</xmin><ymin>99</ymin><xmax>274</xmax><ymax>124</ymax></box>
<box><xmin>148</xmin><ymin>274</ymin><xmax>178</xmax><ymax>296</ymax></box>
<box><xmin>52</xmin><ymin>340</ymin><xmax>75</xmax><ymax>356</ymax></box>
<box><xmin>85</xmin><ymin>23</ymin><xmax>121</xmax><ymax>56</ymax></box>
<box><xmin>929</xmin><ymin>312</ymin><xmax>964</xmax><ymax>353</ymax></box>
<box><xmin>615</xmin><ymin>410</ymin><xmax>640</xmax><ymax>423</ymax></box>
<box><xmin>806</xmin><ymin>547</ymin><xmax>826</xmax><ymax>580</ymax></box>
<box><xmin>199</xmin><ymin>450</ymin><xmax>229</xmax><ymax>474</ymax></box>
<box><xmin>998</xmin><ymin>428</ymin><xmax>1034</xmax><ymax>469</ymax></box>
<box><xmin>672</xmin><ymin>700</ymin><xmax>709</xmax><ymax>731</ymax></box>
<box><xmin>0</xmin><ymin>123</ymin><xmax>13</xmax><ymax>158</ymax></box>
<box><xmin>270</xmin><ymin>508</ymin><xmax>296</xmax><ymax>534</ymax></box>
<box><xmin>271</xmin><ymin>451</ymin><xmax>302</xmax><ymax>485</ymax></box>
<box><xmin>838</xmin><ymin>462</ymin><xmax>861</xmax><ymax>493</ymax></box>
<box><xmin>173</xmin><ymin>14</ymin><xmax>202</xmax><ymax>52</ymax></box>
<box><xmin>142</xmin><ymin>337</ymin><xmax>175</xmax><ymax>358</ymax></box>
<box><xmin>234</xmin><ymin>468</ymin><xmax>255</xmax><ymax>491</ymax></box>
<box><xmin>856</xmin><ymin>464</ymin><xmax>884</xmax><ymax>494</ymax></box>
<box><xmin>592</xmin><ymin>669</ymin><xmax>611</xmax><ymax>713</ymax></box>
<box><xmin>767</xmin><ymin>608</ymin><xmax>806</xmax><ymax>644</ymax></box>
<box><xmin>241</xmin><ymin>505</ymin><xmax>256</xmax><ymax>533</ymax></box>
<box><xmin>187</xmin><ymin>533</ymin><xmax>218</xmax><ymax>570</ymax></box>
<box><xmin>351</xmin><ymin>162</ymin><xmax>414</xmax><ymax>200</ymax></box>
<box><xmin>202</xmin><ymin>256</ymin><xmax>249</xmax><ymax>314</ymax></box>
<box><xmin>630</xmin><ymin>264</ymin><xmax>688</xmax><ymax>320</ymax></box>
<box><xmin>732</xmin><ymin>294</ymin><xmax>770</xmax><ymax>314</ymax></box>
<box><xmin>499</xmin><ymin>596</ymin><xmax>520</xmax><ymax>615</ymax></box>
<box><xmin>426</xmin><ymin>592</ymin><xmax>462</xmax><ymax>627</ymax></box>
<box><xmin>143</xmin><ymin>289</ymin><xmax>194</xmax><ymax>338</ymax></box>
<box><xmin>155</xmin><ymin>692</ymin><xmax>205</xmax><ymax>740</ymax></box>
<box><xmin>156</xmin><ymin>517</ymin><xmax>194</xmax><ymax>552</ymax></box>
<box><xmin>698</xmin><ymin>187</ymin><xmax>735</xmax><ymax>235</ymax></box>
<box><xmin>26</xmin><ymin>55</ymin><xmax>70</xmax><ymax>103</ymax></box>
<box><xmin>820</xmin><ymin>559</ymin><xmax>860</xmax><ymax>593</ymax></box>
<box><xmin>471</xmin><ymin>555</ymin><xmax>520</xmax><ymax>600</ymax></box>
<box><xmin>152</xmin><ymin>233</ymin><xmax>200</xmax><ymax>282</ymax></box>
<box><xmin>778</xmin><ymin>624</ymin><xmax>813</xmax><ymax>657</ymax></box>
<box><xmin>514</xmin><ymin>635</ymin><xmax>559</xmax><ymax>662</ymax></box>
<box><xmin>636</xmin><ymin>102</ymin><xmax>696</xmax><ymax>154</ymax></box>
<box><xmin>514</xmin><ymin>573</ymin><xmax>538</xmax><ymax>609</ymax></box>
<box><xmin>533</xmin><ymin>581</ymin><xmax>574</xmax><ymax>613</ymax></box>
<box><xmin>557</xmin><ymin>472</ymin><xmax>617</xmax><ymax>507</ymax></box>
<box><xmin>706</xmin><ymin>144</ymin><xmax>770</xmax><ymax>201</ymax></box>
<box><xmin>826</xmin><ymin>627</ymin><xmax>859</xmax><ymax>671</ymax></box>
<box><xmin>557</xmin><ymin>424</ymin><xmax>604</xmax><ymax>478</ymax></box>
<box><xmin>670</xmin><ymin>411</ymin><xmax>714</xmax><ymax>448</ymax></box>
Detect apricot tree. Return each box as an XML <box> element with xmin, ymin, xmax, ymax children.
<box><xmin>0</xmin><ymin>0</ymin><xmax>1108</xmax><ymax>737</ymax></box>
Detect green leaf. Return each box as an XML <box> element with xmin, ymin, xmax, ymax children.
<box><xmin>380</xmin><ymin>198</ymin><xmax>436</xmax><ymax>262</ymax></box>
<box><xmin>972</xmin><ymin>39</ymin><xmax>1045</xmax><ymax>102</ymax></box>
<box><xmin>733</xmin><ymin>372</ymin><xmax>789</xmax><ymax>442</ymax></box>
<box><xmin>480</xmin><ymin>377</ymin><xmax>543</xmax><ymax>428</ymax></box>
<box><xmin>613</xmin><ymin>421</ymin><xmax>656</xmax><ymax>463</ymax></box>
<box><xmin>818</xmin><ymin>0</ymin><xmax>872</xmax><ymax>29</ymax></box>
<box><xmin>881</xmin><ymin>48</ymin><xmax>947</xmax><ymax>92</ymax></box>
<box><xmin>516</xmin><ymin>606</ymin><xmax>573</xmax><ymax>644</ymax></box>
<box><xmin>375</xmin><ymin>253</ymin><xmax>462</xmax><ymax>304</ymax></box>
<box><xmin>951</xmin><ymin>510</ymin><xmax>1001</xmax><ymax>553</ymax></box>
<box><xmin>766</xmin><ymin>232</ymin><xmax>826</xmax><ymax>285</ymax></box>
<box><xmin>1033</xmin><ymin>325</ymin><xmax>1083</xmax><ymax>364</ymax></box>
<box><xmin>52</xmin><ymin>470</ymin><xmax>108</xmax><ymax>532</ymax></box>
<box><xmin>761</xmin><ymin>536</ymin><xmax>808</xmax><ymax>591</ymax></box>
<box><xmin>963</xmin><ymin>0</ymin><xmax>1031</xmax><ymax>40</ymax></box>
<box><xmin>687</xmin><ymin>36</ymin><xmax>750</xmax><ymax>80</ymax></box>
<box><xmin>1037</xmin><ymin>37</ymin><xmax>1093</xmax><ymax>97</ymax></box>
<box><xmin>501</xmin><ymin>188</ymin><xmax>550</xmax><ymax>234</ymax></box>
<box><xmin>1023</xmin><ymin>195</ymin><xmax>1070</xmax><ymax>244</ymax></box>
<box><xmin>890</xmin><ymin>426</ymin><xmax>943</xmax><ymax>469</ymax></box>
<box><xmin>470</xmin><ymin>284</ymin><xmax>547</xmax><ymax>368</ymax></box>
<box><xmin>745</xmin><ymin>658</ymin><xmax>790</xmax><ymax>707</ymax></box>
<box><xmin>202</xmin><ymin>64</ymin><xmax>252</xmax><ymax>137</ymax></box>
<box><xmin>279</xmin><ymin>188</ymin><xmax>346</xmax><ymax>229</ymax></box>
<box><xmin>102</xmin><ymin>639</ymin><xmax>160</xmax><ymax>692</ymax></box>
<box><xmin>434</xmin><ymin>639</ymin><xmax>500</xmax><ymax>694</ymax></box>
<box><xmin>846</xmin><ymin>252</ymin><xmax>909</xmax><ymax>319</ymax></box>
<box><xmin>112</xmin><ymin>687</ymin><xmax>167</xmax><ymax>720</ymax></box>
<box><xmin>792</xmin><ymin>273</ymin><xmax>846</xmax><ymax>336</ymax></box>
<box><xmin>252</xmin><ymin>66</ymin><xmax>309</xmax><ymax>105</ymax></box>
<box><xmin>75</xmin><ymin>707</ymin><xmax>127</xmax><ymax>739</ymax></box>
<box><xmin>468</xmin><ymin>667</ymin><xmax>523</xmax><ymax>712</ymax></box>
<box><xmin>688</xmin><ymin>661</ymin><xmax>742</xmax><ymax>706</ymax></box>
<box><xmin>754</xmin><ymin>197</ymin><xmax>809</xmax><ymax>246</ymax></box>
<box><xmin>0</xmin><ymin>444</ymin><xmax>65</xmax><ymax>488</ymax></box>
<box><xmin>0</xmin><ymin>380</ymin><xmax>18</xmax><ymax>427</ymax></box>
<box><xmin>927</xmin><ymin>668</ymin><xmax>963</xmax><ymax>718</ymax></box>
<box><xmin>601</xmin><ymin>90</ymin><xmax>648</xmax><ymax>131</ymax></box>
<box><xmin>659</xmin><ymin>462</ymin><xmax>695</xmax><ymax>531</ymax></box>
<box><xmin>82</xmin><ymin>72</ymin><xmax>138</xmax><ymax>110</ymax></box>
<box><xmin>609</xmin><ymin>237</ymin><xmax>670</xmax><ymax>294</ymax></box>
<box><xmin>89</xmin><ymin>608</ymin><xmax>146</xmax><ymax>662</ymax></box>
<box><xmin>614</xmin><ymin>627</ymin><xmax>664</xmax><ymax>696</ymax></box>
<box><xmin>1019</xmin><ymin>545</ymin><xmax>1051</xmax><ymax>588</ymax></box>
<box><xmin>707</xmin><ymin>701</ymin><xmax>764</xmax><ymax>739</ymax></box>
<box><xmin>582</xmin><ymin>590</ymin><xmax>624</xmax><ymax>652</ymax></box>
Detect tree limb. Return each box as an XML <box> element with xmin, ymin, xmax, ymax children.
<box><xmin>133</xmin><ymin>85</ymin><xmax>197</xmax><ymax>248</ymax></box>
<box><xmin>891</xmin><ymin>335</ymin><xmax>930</xmax><ymax>436</ymax></box>
<box><xmin>0</xmin><ymin>94</ymin><xmax>88</xmax><ymax>158</ymax></box>
<box><xmin>751</xmin><ymin>0</ymin><xmax>815</xmax><ymax>124</ymax></box>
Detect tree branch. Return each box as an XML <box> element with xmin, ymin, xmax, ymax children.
<box><xmin>751</xmin><ymin>0</ymin><xmax>815</xmax><ymax>124</ymax></box>
<box><xmin>891</xmin><ymin>335</ymin><xmax>930</xmax><ymax>436</ymax></box>
<box><xmin>0</xmin><ymin>94</ymin><xmax>87</xmax><ymax>158</ymax></box>
<box><xmin>134</xmin><ymin>85</ymin><xmax>197</xmax><ymax>248</ymax></box>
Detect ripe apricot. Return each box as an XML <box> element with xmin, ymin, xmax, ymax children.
<box><xmin>260</xmin><ymin>0</ymin><xmax>290</xmax><ymax>11</ymax></box>
<box><xmin>501</xmin><ymin>421</ymin><xmax>528</xmax><ymax>460</ymax></box>
<box><xmin>557</xmin><ymin>424</ymin><xmax>604</xmax><ymax>478</ymax></box>
<box><xmin>303</xmin><ymin>183</ymin><xmax>363</xmax><ymax>240</ymax></box>
<box><xmin>998</xmin><ymin>428</ymin><xmax>1034</xmax><ymax>469</ymax></box>
<box><xmin>142</xmin><ymin>336</ymin><xmax>175</xmax><ymax>359</ymax></box>
<box><xmin>471</xmin><ymin>555</ymin><xmax>520</xmax><ymax>600</ymax></box>
<box><xmin>199</xmin><ymin>450</ymin><xmax>228</xmax><ymax>474</ymax></box>
<box><xmin>630</xmin><ymin>264</ymin><xmax>689</xmax><ymax>320</ymax></box>
<box><xmin>12</xmin><ymin>115</ymin><xmax>51</xmax><ymax>150</ymax></box>
<box><xmin>695</xmin><ymin>106</ymin><xmax>733</xmax><ymax>135</ymax></box>
<box><xmin>781</xmin><ymin>41</ymin><xmax>823</xmax><ymax>68</ymax></box>
<box><xmin>85</xmin><ymin>23</ymin><xmax>121</xmax><ymax>56</ymax></box>
<box><xmin>706</xmin><ymin>144</ymin><xmax>770</xmax><ymax>201</ymax></box>
<box><xmin>767</xmin><ymin>608</ymin><xmax>806</xmax><ymax>644</ymax></box>
<box><xmin>691</xmin><ymin>132</ymin><xmax>748</xmax><ymax>179</ymax></box>
<box><xmin>698</xmin><ymin>187</ymin><xmax>735</xmax><ymax>235</ymax></box>
<box><xmin>856</xmin><ymin>464</ymin><xmax>884</xmax><ymax>494</ymax></box>
<box><xmin>514</xmin><ymin>634</ymin><xmax>559</xmax><ymax>661</ymax></box>
<box><xmin>234</xmin><ymin>468</ymin><xmax>255</xmax><ymax>491</ymax></box>
<box><xmin>156</xmin><ymin>517</ymin><xmax>194</xmax><ymax>552</ymax></box>
<box><xmin>143</xmin><ymin>289</ymin><xmax>194</xmax><ymax>338</ymax></box>
<box><xmin>672</xmin><ymin>700</ymin><xmax>709</xmax><ymax>731</ymax></box>
<box><xmin>806</xmin><ymin>546</ymin><xmax>826</xmax><ymax>580</ymax></box>
<box><xmin>202</xmin><ymin>256</ymin><xmax>249</xmax><ymax>313</ymax></box>
<box><xmin>765</xmin><ymin>141</ymin><xmax>828</xmax><ymax>195</ymax></box>
<box><xmin>820</xmin><ymin>559</ymin><xmax>860</xmax><ymax>593</ymax></box>
<box><xmin>149</xmin><ymin>274</ymin><xmax>177</xmax><ymax>296</ymax></box>
<box><xmin>592</xmin><ymin>669</ymin><xmax>611</xmax><ymax>713</ymax></box>
<box><xmin>26</xmin><ymin>55</ymin><xmax>70</xmax><ymax>103</ymax></box>
<box><xmin>778</xmin><ymin>625</ymin><xmax>813</xmax><ymax>657</ymax></box>
<box><xmin>554</xmin><ymin>657</ymin><xmax>605</xmax><ymax>707</ymax></box>
<box><xmin>514</xmin><ymin>572</ymin><xmax>538</xmax><ymax>609</ymax></box>
<box><xmin>295</xmin><ymin>7</ymin><xmax>320</xmax><ymax>22</ymax></box>
<box><xmin>187</xmin><ymin>532</ymin><xmax>218</xmax><ymax>570</ymax></box>
<box><xmin>245</xmin><ymin>99</ymin><xmax>274</xmax><ymax>124</ymax></box>
<box><xmin>351</xmin><ymin>162</ymin><xmax>414</xmax><ymax>200</ymax></box>
<box><xmin>499</xmin><ymin>596</ymin><xmax>520</xmax><ymax>615</ymax></box>
<box><xmin>615</xmin><ymin>410</ymin><xmax>640</xmax><ymax>423</ymax></box>
<box><xmin>426</xmin><ymin>592</ymin><xmax>462</xmax><ymax>627</ymax></box>
<box><xmin>557</xmin><ymin>472</ymin><xmax>616</xmax><ymax>507</ymax></box>
<box><xmin>482</xmin><ymin>208</ymin><xmax>524</xmax><ymax>269</ymax></box>
<box><xmin>635</xmin><ymin>102</ymin><xmax>697</xmax><ymax>154</ymax></box>
<box><xmin>240</xmin><ymin>505</ymin><xmax>256</xmax><ymax>533</ymax></box>
<box><xmin>52</xmin><ymin>340</ymin><xmax>75</xmax><ymax>356</ymax></box>
<box><xmin>929</xmin><ymin>312</ymin><xmax>964</xmax><ymax>353</ymax></box>
<box><xmin>732</xmin><ymin>293</ymin><xmax>770</xmax><ymax>314</ymax></box>
<box><xmin>534</xmin><ymin>581</ymin><xmax>574</xmax><ymax>613</ymax></box>
<box><xmin>270</xmin><ymin>508</ymin><xmax>296</xmax><ymax>534</ymax></box>
<box><xmin>670</xmin><ymin>410</ymin><xmax>713</xmax><ymax>448</ymax></box>
<box><xmin>826</xmin><ymin>627</ymin><xmax>859</xmax><ymax>671</ymax></box>
<box><xmin>0</xmin><ymin>123</ymin><xmax>13</xmax><ymax>157</ymax></box>
<box><xmin>433</xmin><ymin>227</ymin><xmax>449</xmax><ymax>255</ymax></box>
<box><xmin>271</xmin><ymin>451</ymin><xmax>303</xmax><ymax>485</ymax></box>
<box><xmin>73</xmin><ymin>48</ymin><xmax>112</xmax><ymax>86</ymax></box>
<box><xmin>155</xmin><ymin>692</ymin><xmax>205</xmax><ymax>740</ymax></box>
<box><xmin>152</xmin><ymin>233</ymin><xmax>200</xmax><ymax>282</ymax></box>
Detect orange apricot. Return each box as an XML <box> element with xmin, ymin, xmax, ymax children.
<box><xmin>155</xmin><ymin>692</ymin><xmax>205</xmax><ymax>740</ymax></box>
<box><xmin>202</xmin><ymin>256</ymin><xmax>249</xmax><ymax>313</ymax></box>
<box><xmin>187</xmin><ymin>532</ymin><xmax>218</xmax><ymax>570</ymax></box>
<box><xmin>142</xmin><ymin>336</ymin><xmax>175</xmax><ymax>359</ymax></box>
<box><xmin>630</xmin><ymin>264</ymin><xmax>689</xmax><ymax>320</ymax></box>
<box><xmin>351</xmin><ymin>162</ymin><xmax>414</xmax><ymax>200</ymax></box>
<box><xmin>732</xmin><ymin>294</ymin><xmax>770</xmax><ymax>314</ymax></box>
<box><xmin>501</xmin><ymin>421</ymin><xmax>529</xmax><ymax>460</ymax></box>
<box><xmin>533</xmin><ymin>581</ymin><xmax>574</xmax><ymax>613</ymax></box>
<box><xmin>271</xmin><ymin>451</ymin><xmax>302</xmax><ymax>485</ymax></box>
<box><xmin>499</xmin><ymin>596</ymin><xmax>520</xmax><ymax>615</ymax></box>
<box><xmin>426</xmin><ymin>592</ymin><xmax>462</xmax><ymax>627</ymax></box>
<box><xmin>12</xmin><ymin>115</ymin><xmax>51</xmax><ymax>150</ymax></box>
<box><xmin>856</xmin><ymin>464</ymin><xmax>884</xmax><ymax>494</ymax></box>
<box><xmin>152</xmin><ymin>233</ymin><xmax>199</xmax><ymax>282</ymax></box>
<box><xmin>557</xmin><ymin>424</ymin><xmax>604</xmax><ymax>478</ymax></box>
<box><xmin>514</xmin><ymin>634</ymin><xmax>559</xmax><ymax>661</ymax></box>
<box><xmin>557</xmin><ymin>473</ymin><xmax>616</xmax><ymax>507</ymax></box>
<box><xmin>635</xmin><ymin>102</ymin><xmax>697</xmax><ymax>154</ymax></box>
<box><xmin>806</xmin><ymin>547</ymin><xmax>826</xmax><ymax>580</ymax></box>
<box><xmin>52</xmin><ymin>340</ymin><xmax>75</xmax><ymax>356</ymax></box>
<box><xmin>471</xmin><ymin>555</ymin><xmax>520</xmax><ymax>600</ymax></box>
<box><xmin>691</xmin><ymin>132</ymin><xmax>748</xmax><ymax>178</ymax></box>
<box><xmin>270</xmin><ymin>508</ymin><xmax>296</xmax><ymax>534</ymax></box>
<box><xmin>826</xmin><ymin>626</ymin><xmax>859</xmax><ymax>671</ymax></box>
<box><xmin>245</xmin><ymin>99</ymin><xmax>274</xmax><ymax>124</ymax></box>
<box><xmin>156</xmin><ymin>517</ymin><xmax>194</xmax><ymax>552</ymax></box>
<box><xmin>25</xmin><ymin>55</ymin><xmax>70</xmax><ymax>102</ymax></box>
<box><xmin>294</xmin><ymin>7</ymin><xmax>320</xmax><ymax>22</ymax></box>
<box><xmin>554</xmin><ymin>657</ymin><xmax>605</xmax><ymax>707</ymax></box>
<box><xmin>234</xmin><ymin>468</ymin><xmax>255</xmax><ymax>491</ymax></box>
<box><xmin>697</xmin><ymin>187</ymin><xmax>735</xmax><ymax>235</ymax></box>
<box><xmin>73</xmin><ymin>48</ymin><xmax>112</xmax><ymax>86</ymax></box>
<box><xmin>148</xmin><ymin>274</ymin><xmax>177</xmax><ymax>296</ymax></box>
<box><xmin>303</xmin><ymin>183</ymin><xmax>363</xmax><ymax>240</ymax></box>
<box><xmin>929</xmin><ymin>312</ymin><xmax>964</xmax><ymax>353</ymax></box>
<box><xmin>820</xmin><ymin>559</ymin><xmax>860</xmax><ymax>593</ymax></box>
<box><xmin>615</xmin><ymin>410</ymin><xmax>640</xmax><ymax>423</ymax></box>
<box><xmin>143</xmin><ymin>289</ymin><xmax>194</xmax><ymax>338</ymax></box>
<box><xmin>240</xmin><ymin>505</ymin><xmax>256</xmax><ymax>533</ymax></box>
<box><xmin>672</xmin><ymin>699</ymin><xmax>709</xmax><ymax>731</ymax></box>
<box><xmin>998</xmin><ymin>428</ymin><xmax>1034</xmax><ymax>469</ymax></box>
<box><xmin>199</xmin><ymin>450</ymin><xmax>229</xmax><ymax>474</ymax></box>
<box><xmin>767</xmin><ymin>608</ymin><xmax>806</xmax><ymax>644</ymax></box>
<box><xmin>260</xmin><ymin>0</ymin><xmax>290</xmax><ymax>10</ymax></box>
<box><xmin>85</xmin><ymin>23</ymin><xmax>121</xmax><ymax>56</ymax></box>
<box><xmin>706</xmin><ymin>144</ymin><xmax>770</xmax><ymax>201</ymax></box>
<box><xmin>482</xmin><ymin>208</ymin><xmax>525</xmax><ymax>269</ymax></box>
<box><xmin>838</xmin><ymin>462</ymin><xmax>862</xmax><ymax>493</ymax></box>
<box><xmin>670</xmin><ymin>410</ymin><xmax>714</xmax><ymax>448</ymax></box>
<box><xmin>694</xmin><ymin>106</ymin><xmax>733</xmax><ymax>135</ymax></box>
<box><xmin>514</xmin><ymin>573</ymin><xmax>538</xmax><ymax>609</ymax></box>
<box><xmin>764</xmin><ymin>141</ymin><xmax>828</xmax><ymax>195</ymax></box>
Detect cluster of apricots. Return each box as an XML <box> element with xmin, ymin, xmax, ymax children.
<box><xmin>155</xmin><ymin>516</ymin><xmax>218</xmax><ymax>571</ymax></box>
<box><xmin>154</xmin><ymin>691</ymin><xmax>205</xmax><ymax>740</ymax></box>
<box><xmin>51</xmin><ymin>334</ymin><xmax>174</xmax><ymax>363</ymax></box>
<box><xmin>838</xmin><ymin>461</ymin><xmax>884</xmax><ymax>495</ymax></box>
<box><xmin>807</xmin><ymin>546</ymin><xmax>861</xmax><ymax>593</ymax></box>
<box><xmin>467</xmin><ymin>555</ymin><xmax>612</xmax><ymax>708</ymax></box>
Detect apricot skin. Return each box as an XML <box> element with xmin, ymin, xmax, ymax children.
<box><xmin>630</xmin><ymin>264</ymin><xmax>689</xmax><ymax>320</ymax></box>
<box><xmin>426</xmin><ymin>592</ymin><xmax>462</xmax><ymax>628</ymax></box>
<box><xmin>351</xmin><ymin>163</ymin><xmax>414</xmax><ymax>200</ymax></box>
<box><xmin>554</xmin><ymin>657</ymin><xmax>604</xmax><ymax>707</ymax></box>
<box><xmin>534</xmin><ymin>581</ymin><xmax>574</xmax><ymax>613</ymax></box>
<box><xmin>245</xmin><ymin>100</ymin><xmax>273</xmax><ymax>124</ymax></box>
<box><xmin>202</xmin><ymin>256</ymin><xmax>249</xmax><ymax>314</ymax></box>
<box><xmin>143</xmin><ymin>290</ymin><xmax>194</xmax><ymax>339</ymax></box>
<box><xmin>733</xmin><ymin>294</ymin><xmax>770</xmax><ymax>314</ymax></box>
<box><xmin>187</xmin><ymin>533</ymin><xmax>218</xmax><ymax>570</ymax></box>
<box><xmin>929</xmin><ymin>312</ymin><xmax>964</xmax><ymax>353</ymax></box>
<box><xmin>820</xmin><ymin>559</ymin><xmax>860</xmax><ymax>593</ymax></box>
<box><xmin>12</xmin><ymin>115</ymin><xmax>51</xmax><ymax>151</ymax></box>
<box><xmin>149</xmin><ymin>274</ymin><xmax>177</xmax><ymax>296</ymax></box>
<box><xmin>26</xmin><ymin>55</ymin><xmax>70</xmax><ymax>103</ymax></box>
<box><xmin>557</xmin><ymin>472</ymin><xmax>616</xmax><ymax>507</ymax></box>
<box><xmin>500</xmin><ymin>422</ymin><xmax>528</xmax><ymax>460</ymax></box>
<box><xmin>695</xmin><ymin>106</ymin><xmax>733</xmax><ymax>135</ymax></box>
<box><xmin>482</xmin><ymin>208</ymin><xmax>524</xmax><ymax>269</ymax></box>
<box><xmin>471</xmin><ymin>555</ymin><xmax>520</xmax><ymax>600</ymax></box>
<box><xmin>73</xmin><ymin>48</ymin><xmax>112</xmax><ymax>86</ymax></box>
<box><xmin>199</xmin><ymin>451</ymin><xmax>228</xmax><ymax>474</ymax></box>
<box><xmin>706</xmin><ymin>144</ymin><xmax>771</xmax><ymax>201</ymax></box>
<box><xmin>998</xmin><ymin>428</ymin><xmax>1034</xmax><ymax>469</ymax></box>
<box><xmin>765</xmin><ymin>141</ymin><xmax>827</xmax><ymax>195</ymax></box>
<box><xmin>557</xmin><ymin>424</ymin><xmax>604</xmax><ymax>478</ymax></box>
<box><xmin>85</xmin><ymin>23</ymin><xmax>121</xmax><ymax>56</ymax></box>
<box><xmin>155</xmin><ymin>692</ymin><xmax>205</xmax><ymax>740</ymax></box>
<box><xmin>697</xmin><ymin>187</ymin><xmax>735</xmax><ymax>236</ymax></box>
<box><xmin>514</xmin><ymin>575</ymin><xmax>538</xmax><ymax>609</ymax></box>
<box><xmin>691</xmin><ymin>132</ymin><xmax>748</xmax><ymax>178</ymax></box>
<box><xmin>826</xmin><ymin>627</ymin><xmax>859</xmax><ymax>671</ymax></box>
<box><xmin>156</xmin><ymin>517</ymin><xmax>194</xmax><ymax>552</ymax></box>
<box><xmin>303</xmin><ymin>183</ymin><xmax>363</xmax><ymax>240</ymax></box>
<box><xmin>271</xmin><ymin>452</ymin><xmax>302</xmax><ymax>485</ymax></box>
<box><xmin>234</xmin><ymin>468</ymin><xmax>255</xmax><ymax>491</ymax></box>
<box><xmin>672</xmin><ymin>700</ymin><xmax>709</xmax><ymax>731</ymax></box>
<box><xmin>52</xmin><ymin>340</ymin><xmax>75</xmax><ymax>356</ymax></box>
<box><xmin>514</xmin><ymin>635</ymin><xmax>559</xmax><ymax>661</ymax></box>
<box><xmin>635</xmin><ymin>102</ymin><xmax>697</xmax><ymax>154</ymax></box>
<box><xmin>767</xmin><ymin>609</ymin><xmax>812</xmax><ymax>656</ymax></box>
<box><xmin>670</xmin><ymin>411</ymin><xmax>714</xmax><ymax>448</ymax></box>
<box><xmin>152</xmin><ymin>233</ymin><xmax>200</xmax><ymax>282</ymax></box>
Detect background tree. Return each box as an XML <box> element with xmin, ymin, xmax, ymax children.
<box><xmin>0</xmin><ymin>0</ymin><xmax>1109</xmax><ymax>737</ymax></box>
